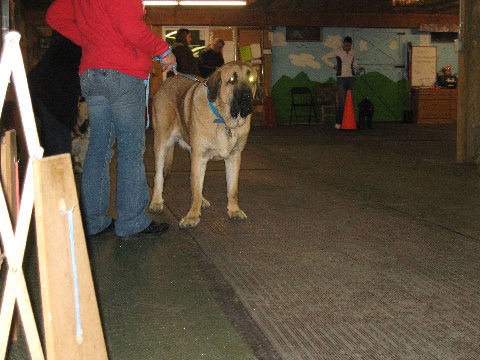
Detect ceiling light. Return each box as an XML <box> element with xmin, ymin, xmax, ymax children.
<box><xmin>179</xmin><ymin>1</ymin><xmax>246</xmax><ymax>5</ymax></box>
<box><xmin>143</xmin><ymin>0</ymin><xmax>247</xmax><ymax>5</ymax></box>
<box><xmin>143</xmin><ymin>0</ymin><xmax>247</xmax><ymax>6</ymax></box>
<box><xmin>143</xmin><ymin>1</ymin><xmax>178</xmax><ymax>5</ymax></box>
<box><xmin>392</xmin><ymin>0</ymin><xmax>424</xmax><ymax>5</ymax></box>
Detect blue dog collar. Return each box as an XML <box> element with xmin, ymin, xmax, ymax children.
<box><xmin>207</xmin><ymin>88</ymin><xmax>225</xmax><ymax>124</ymax></box>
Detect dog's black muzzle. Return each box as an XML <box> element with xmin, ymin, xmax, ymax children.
<box><xmin>230</xmin><ymin>85</ymin><xmax>253</xmax><ymax>119</ymax></box>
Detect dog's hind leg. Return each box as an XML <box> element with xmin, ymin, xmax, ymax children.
<box><xmin>150</xmin><ymin>110</ymin><xmax>176</xmax><ymax>213</ymax></box>
<box><xmin>225</xmin><ymin>151</ymin><xmax>247</xmax><ymax>220</ymax></box>
<box><xmin>179</xmin><ymin>150</ymin><xmax>207</xmax><ymax>228</ymax></box>
<box><xmin>150</xmin><ymin>141</ymin><xmax>171</xmax><ymax>213</ymax></box>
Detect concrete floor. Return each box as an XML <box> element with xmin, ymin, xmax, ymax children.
<box><xmin>5</xmin><ymin>123</ymin><xmax>480</xmax><ymax>359</ymax></box>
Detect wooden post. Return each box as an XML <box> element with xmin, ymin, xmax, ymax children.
<box><xmin>33</xmin><ymin>154</ymin><xmax>108</xmax><ymax>360</ymax></box>
<box><xmin>456</xmin><ymin>0</ymin><xmax>466</xmax><ymax>163</ymax></box>
<box><xmin>457</xmin><ymin>0</ymin><xmax>480</xmax><ymax>163</ymax></box>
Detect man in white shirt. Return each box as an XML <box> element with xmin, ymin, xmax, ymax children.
<box><xmin>322</xmin><ymin>36</ymin><xmax>358</xmax><ymax>129</ymax></box>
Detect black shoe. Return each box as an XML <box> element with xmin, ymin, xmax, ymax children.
<box><xmin>140</xmin><ymin>221</ymin><xmax>169</xmax><ymax>235</ymax></box>
<box><xmin>119</xmin><ymin>221</ymin><xmax>169</xmax><ymax>238</ymax></box>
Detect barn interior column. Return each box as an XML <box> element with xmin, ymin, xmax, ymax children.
<box><xmin>457</xmin><ymin>0</ymin><xmax>480</xmax><ymax>164</ymax></box>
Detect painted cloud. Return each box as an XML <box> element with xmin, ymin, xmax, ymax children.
<box><xmin>389</xmin><ymin>40</ymin><xmax>399</xmax><ymax>50</ymax></box>
<box><xmin>289</xmin><ymin>53</ymin><xmax>321</xmax><ymax>69</ymax></box>
<box><xmin>323</xmin><ymin>35</ymin><xmax>342</xmax><ymax>49</ymax></box>
<box><xmin>359</xmin><ymin>39</ymin><xmax>368</xmax><ymax>51</ymax></box>
<box><xmin>272</xmin><ymin>32</ymin><xmax>287</xmax><ymax>47</ymax></box>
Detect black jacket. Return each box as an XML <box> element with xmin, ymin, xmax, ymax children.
<box><xmin>171</xmin><ymin>42</ymin><xmax>199</xmax><ymax>76</ymax></box>
<box><xmin>28</xmin><ymin>31</ymin><xmax>81</xmax><ymax>129</ymax></box>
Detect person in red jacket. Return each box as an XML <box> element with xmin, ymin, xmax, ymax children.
<box><xmin>46</xmin><ymin>0</ymin><xmax>176</xmax><ymax>238</ymax></box>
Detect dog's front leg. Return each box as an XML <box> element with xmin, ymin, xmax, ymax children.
<box><xmin>179</xmin><ymin>150</ymin><xmax>207</xmax><ymax>228</ymax></box>
<box><xmin>225</xmin><ymin>151</ymin><xmax>247</xmax><ymax>220</ymax></box>
<box><xmin>150</xmin><ymin>143</ymin><xmax>170</xmax><ymax>213</ymax></box>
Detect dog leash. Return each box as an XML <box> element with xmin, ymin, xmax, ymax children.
<box><xmin>173</xmin><ymin>67</ymin><xmax>206</xmax><ymax>85</ymax></box>
<box><xmin>145</xmin><ymin>49</ymin><xmax>174</xmax><ymax>129</ymax></box>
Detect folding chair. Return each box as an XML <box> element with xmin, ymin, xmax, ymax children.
<box><xmin>315</xmin><ymin>84</ymin><xmax>337</xmax><ymax>123</ymax></box>
<box><xmin>289</xmin><ymin>87</ymin><xmax>317</xmax><ymax>125</ymax></box>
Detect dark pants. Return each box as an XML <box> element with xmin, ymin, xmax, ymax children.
<box><xmin>36</xmin><ymin>99</ymin><xmax>72</xmax><ymax>156</ymax></box>
<box><xmin>336</xmin><ymin>77</ymin><xmax>355</xmax><ymax>125</ymax></box>
<box><xmin>80</xmin><ymin>69</ymin><xmax>151</xmax><ymax>237</ymax></box>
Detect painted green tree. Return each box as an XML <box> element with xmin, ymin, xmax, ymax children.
<box><xmin>272</xmin><ymin>72</ymin><xmax>409</xmax><ymax>125</ymax></box>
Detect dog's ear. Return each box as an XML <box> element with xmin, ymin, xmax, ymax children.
<box><xmin>207</xmin><ymin>69</ymin><xmax>222</xmax><ymax>102</ymax></box>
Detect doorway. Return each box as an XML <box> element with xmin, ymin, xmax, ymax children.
<box><xmin>161</xmin><ymin>26</ymin><xmax>209</xmax><ymax>58</ymax></box>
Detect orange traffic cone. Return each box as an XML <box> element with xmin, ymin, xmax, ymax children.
<box><xmin>341</xmin><ymin>90</ymin><xmax>356</xmax><ymax>130</ymax></box>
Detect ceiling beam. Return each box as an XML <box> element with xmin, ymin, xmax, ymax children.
<box><xmin>146</xmin><ymin>8</ymin><xmax>458</xmax><ymax>28</ymax></box>
<box><xmin>428</xmin><ymin>2</ymin><xmax>459</xmax><ymax>11</ymax></box>
<box><xmin>267</xmin><ymin>11</ymin><xmax>458</xmax><ymax>28</ymax></box>
<box><xmin>146</xmin><ymin>8</ymin><xmax>263</xmax><ymax>26</ymax></box>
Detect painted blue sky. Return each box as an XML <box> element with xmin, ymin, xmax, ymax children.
<box><xmin>271</xmin><ymin>26</ymin><xmax>458</xmax><ymax>86</ymax></box>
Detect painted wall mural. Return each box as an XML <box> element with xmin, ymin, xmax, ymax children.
<box><xmin>271</xmin><ymin>27</ymin><xmax>458</xmax><ymax>125</ymax></box>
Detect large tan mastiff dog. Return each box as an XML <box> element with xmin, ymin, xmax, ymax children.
<box><xmin>150</xmin><ymin>62</ymin><xmax>257</xmax><ymax>228</ymax></box>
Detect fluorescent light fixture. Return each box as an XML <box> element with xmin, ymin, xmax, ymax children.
<box><xmin>165</xmin><ymin>31</ymin><xmax>178</xmax><ymax>39</ymax></box>
<box><xmin>392</xmin><ymin>0</ymin><xmax>424</xmax><ymax>5</ymax></box>
<box><xmin>143</xmin><ymin>0</ymin><xmax>247</xmax><ymax>5</ymax></box>
<box><xmin>143</xmin><ymin>1</ymin><xmax>178</xmax><ymax>5</ymax></box>
<box><xmin>179</xmin><ymin>1</ymin><xmax>246</xmax><ymax>5</ymax></box>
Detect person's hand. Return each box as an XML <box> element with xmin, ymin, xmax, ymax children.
<box><xmin>333</xmin><ymin>65</ymin><xmax>337</xmax><ymax>70</ymax></box>
<box><xmin>161</xmin><ymin>52</ymin><xmax>176</xmax><ymax>73</ymax></box>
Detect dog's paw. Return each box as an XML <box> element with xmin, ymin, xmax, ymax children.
<box><xmin>179</xmin><ymin>216</ymin><xmax>200</xmax><ymax>228</ymax></box>
<box><xmin>149</xmin><ymin>201</ymin><xmax>164</xmax><ymax>214</ymax></box>
<box><xmin>202</xmin><ymin>197</ymin><xmax>211</xmax><ymax>208</ymax></box>
<box><xmin>228</xmin><ymin>209</ymin><xmax>247</xmax><ymax>220</ymax></box>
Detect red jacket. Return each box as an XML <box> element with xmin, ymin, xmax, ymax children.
<box><xmin>46</xmin><ymin>0</ymin><xmax>169</xmax><ymax>80</ymax></box>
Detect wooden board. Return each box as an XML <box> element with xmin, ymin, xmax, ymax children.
<box><xmin>0</xmin><ymin>129</ymin><xmax>17</xmax><ymax>224</ymax></box>
<box><xmin>410</xmin><ymin>46</ymin><xmax>437</xmax><ymax>88</ymax></box>
<box><xmin>33</xmin><ymin>154</ymin><xmax>108</xmax><ymax>360</ymax></box>
<box><xmin>0</xmin><ymin>129</ymin><xmax>21</xmax><ymax>341</ymax></box>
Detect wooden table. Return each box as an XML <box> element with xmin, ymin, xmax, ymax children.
<box><xmin>411</xmin><ymin>87</ymin><xmax>457</xmax><ymax>125</ymax></box>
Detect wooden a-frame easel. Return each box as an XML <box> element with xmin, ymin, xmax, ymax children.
<box><xmin>0</xmin><ymin>31</ymin><xmax>108</xmax><ymax>360</ymax></box>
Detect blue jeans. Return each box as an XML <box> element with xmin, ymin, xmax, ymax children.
<box><xmin>336</xmin><ymin>77</ymin><xmax>355</xmax><ymax>125</ymax></box>
<box><xmin>80</xmin><ymin>69</ymin><xmax>151</xmax><ymax>236</ymax></box>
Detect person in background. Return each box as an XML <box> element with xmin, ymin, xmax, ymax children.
<box><xmin>46</xmin><ymin>0</ymin><xmax>176</xmax><ymax>238</ymax></box>
<box><xmin>28</xmin><ymin>30</ymin><xmax>81</xmax><ymax>156</ymax></box>
<box><xmin>322</xmin><ymin>36</ymin><xmax>358</xmax><ymax>130</ymax></box>
<box><xmin>171</xmin><ymin>28</ymin><xmax>200</xmax><ymax>76</ymax></box>
<box><xmin>198</xmin><ymin>38</ymin><xmax>225</xmax><ymax>78</ymax></box>
<box><xmin>437</xmin><ymin>65</ymin><xmax>457</xmax><ymax>89</ymax></box>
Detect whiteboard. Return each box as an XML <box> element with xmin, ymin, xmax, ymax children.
<box><xmin>411</xmin><ymin>46</ymin><xmax>437</xmax><ymax>87</ymax></box>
